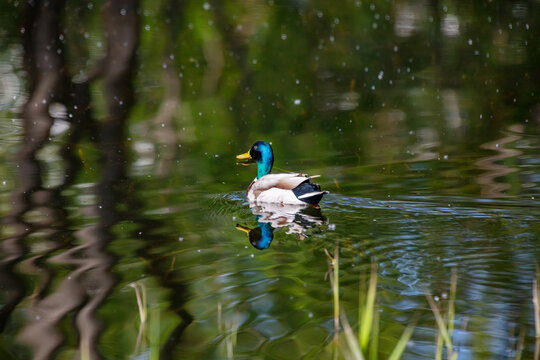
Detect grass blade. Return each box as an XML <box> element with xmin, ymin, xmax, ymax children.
<box><xmin>387</xmin><ymin>322</ymin><xmax>416</xmax><ymax>360</ymax></box>
<box><xmin>360</xmin><ymin>261</ymin><xmax>378</xmax><ymax>351</ymax></box>
<box><xmin>369</xmin><ymin>307</ymin><xmax>379</xmax><ymax>360</ymax></box>
<box><xmin>426</xmin><ymin>291</ymin><xmax>453</xmax><ymax>356</ymax></box>
<box><xmin>448</xmin><ymin>268</ymin><xmax>457</xmax><ymax>336</ymax></box>
<box><xmin>334</xmin><ymin>246</ymin><xmax>340</xmax><ymax>335</ymax></box>
<box><xmin>325</xmin><ymin>247</ymin><xmax>340</xmax><ymax>335</ymax></box>
<box><xmin>340</xmin><ymin>311</ymin><xmax>365</xmax><ymax>360</ymax></box>
<box><xmin>515</xmin><ymin>326</ymin><xmax>525</xmax><ymax>360</ymax></box>
<box><xmin>534</xmin><ymin>278</ymin><xmax>540</xmax><ymax>338</ymax></box>
<box><xmin>435</xmin><ymin>330</ymin><xmax>443</xmax><ymax>360</ymax></box>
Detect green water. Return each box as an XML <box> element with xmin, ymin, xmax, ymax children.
<box><xmin>1</xmin><ymin>1</ymin><xmax>540</xmax><ymax>359</ymax></box>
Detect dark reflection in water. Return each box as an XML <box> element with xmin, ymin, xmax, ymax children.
<box><xmin>236</xmin><ymin>219</ymin><xmax>274</xmax><ymax>250</ymax></box>
<box><xmin>236</xmin><ymin>203</ymin><xmax>327</xmax><ymax>249</ymax></box>
<box><xmin>475</xmin><ymin>124</ymin><xmax>523</xmax><ymax>198</ymax></box>
<box><xmin>3</xmin><ymin>1</ymin><xmax>138</xmax><ymax>358</ymax></box>
<box><xmin>1</xmin><ymin>0</ymin><xmax>72</xmax><ymax>344</ymax></box>
<box><xmin>1</xmin><ymin>1</ymin><xmax>189</xmax><ymax>359</ymax></box>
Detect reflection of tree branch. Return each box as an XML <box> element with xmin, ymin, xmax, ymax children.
<box><xmin>7</xmin><ymin>2</ymin><xmax>139</xmax><ymax>360</ymax></box>
<box><xmin>210</xmin><ymin>0</ymin><xmax>248</xmax><ymax>71</ymax></box>
<box><xmin>133</xmin><ymin>217</ymin><xmax>193</xmax><ymax>360</ymax></box>
<box><xmin>20</xmin><ymin>0</ymin><xmax>67</xmax><ymax>156</ymax></box>
<box><xmin>202</xmin><ymin>37</ymin><xmax>225</xmax><ymax>96</ymax></box>
<box><xmin>10</xmin><ymin>1</ymin><xmax>85</xmax><ymax>358</ymax></box>
<box><xmin>210</xmin><ymin>0</ymin><xmax>253</xmax><ymax>127</ymax></box>
<box><xmin>102</xmin><ymin>0</ymin><xmax>139</xmax><ymax>127</ymax></box>
<box><xmin>151</xmin><ymin>0</ymin><xmax>184</xmax><ymax>173</ymax></box>
<box><xmin>132</xmin><ymin>3</ymin><xmax>193</xmax><ymax>355</ymax></box>
<box><xmin>0</xmin><ymin>0</ymin><xmax>68</xmax><ymax>335</ymax></box>
<box><xmin>475</xmin><ymin>124</ymin><xmax>523</xmax><ymax>198</ymax></box>
<box><xmin>0</xmin><ymin>229</ymin><xmax>26</xmax><ymax>333</ymax></box>
<box><xmin>153</xmin><ymin>63</ymin><xmax>180</xmax><ymax>149</ymax></box>
<box><xmin>2</xmin><ymin>0</ymin><xmax>194</xmax><ymax>357</ymax></box>
<box><xmin>74</xmin><ymin>2</ymin><xmax>140</xmax><ymax>359</ymax></box>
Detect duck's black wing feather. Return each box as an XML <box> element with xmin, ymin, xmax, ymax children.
<box><xmin>292</xmin><ymin>181</ymin><xmax>328</xmax><ymax>205</ymax></box>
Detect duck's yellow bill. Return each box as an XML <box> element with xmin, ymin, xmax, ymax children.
<box><xmin>236</xmin><ymin>151</ymin><xmax>252</xmax><ymax>160</ymax></box>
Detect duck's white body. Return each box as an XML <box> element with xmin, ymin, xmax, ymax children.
<box><xmin>246</xmin><ymin>173</ymin><xmax>325</xmax><ymax>205</ymax></box>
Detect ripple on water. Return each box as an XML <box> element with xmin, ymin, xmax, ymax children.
<box><xmin>324</xmin><ymin>193</ymin><xmax>539</xmax><ymax>219</ymax></box>
<box><xmin>157</xmin><ymin>184</ymin><xmax>540</xmax><ymax>360</ymax></box>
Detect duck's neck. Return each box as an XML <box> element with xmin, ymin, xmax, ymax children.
<box><xmin>256</xmin><ymin>158</ymin><xmax>273</xmax><ymax>179</ymax></box>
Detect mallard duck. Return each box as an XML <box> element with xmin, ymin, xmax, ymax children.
<box><xmin>236</xmin><ymin>141</ymin><xmax>328</xmax><ymax>205</ymax></box>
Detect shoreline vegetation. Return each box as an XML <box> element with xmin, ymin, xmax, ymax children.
<box><xmin>321</xmin><ymin>253</ymin><xmax>540</xmax><ymax>360</ymax></box>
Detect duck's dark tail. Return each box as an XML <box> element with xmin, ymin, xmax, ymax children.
<box><xmin>292</xmin><ymin>181</ymin><xmax>329</xmax><ymax>205</ymax></box>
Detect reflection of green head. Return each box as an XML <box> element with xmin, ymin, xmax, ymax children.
<box><xmin>235</xmin><ymin>216</ymin><xmax>274</xmax><ymax>250</ymax></box>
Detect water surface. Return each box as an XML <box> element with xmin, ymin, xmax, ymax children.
<box><xmin>1</xmin><ymin>1</ymin><xmax>540</xmax><ymax>359</ymax></box>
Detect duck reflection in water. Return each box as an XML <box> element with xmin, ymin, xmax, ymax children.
<box><xmin>236</xmin><ymin>203</ymin><xmax>327</xmax><ymax>250</ymax></box>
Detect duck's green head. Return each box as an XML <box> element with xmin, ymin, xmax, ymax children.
<box><xmin>236</xmin><ymin>141</ymin><xmax>274</xmax><ymax>178</ymax></box>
